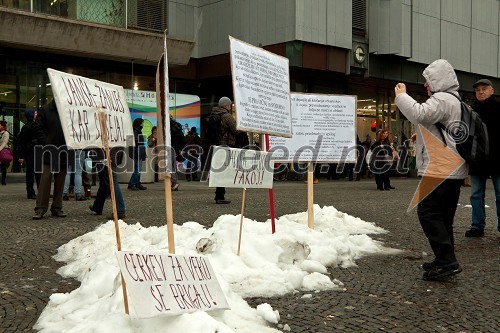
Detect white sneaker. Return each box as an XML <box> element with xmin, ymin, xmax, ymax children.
<box><xmin>171</xmin><ymin>183</ymin><xmax>180</xmax><ymax>191</ymax></box>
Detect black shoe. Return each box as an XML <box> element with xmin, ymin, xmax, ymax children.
<box><xmin>127</xmin><ymin>186</ymin><xmax>139</xmax><ymax>191</ymax></box>
<box><xmin>422</xmin><ymin>264</ymin><xmax>462</xmax><ymax>281</ymax></box>
<box><xmin>465</xmin><ymin>228</ymin><xmax>484</xmax><ymax>237</ymax></box>
<box><xmin>106</xmin><ymin>212</ymin><xmax>126</xmax><ymax>220</ymax></box>
<box><xmin>63</xmin><ymin>195</ymin><xmax>69</xmax><ymax>201</ymax></box>
<box><xmin>51</xmin><ymin>209</ymin><xmax>67</xmax><ymax>218</ymax></box>
<box><xmin>388</xmin><ymin>186</ymin><xmax>395</xmax><ymax>189</ymax></box>
<box><xmin>136</xmin><ymin>185</ymin><xmax>147</xmax><ymax>190</ymax></box>
<box><xmin>27</xmin><ymin>194</ymin><xmax>37</xmax><ymax>200</ymax></box>
<box><xmin>89</xmin><ymin>205</ymin><xmax>102</xmax><ymax>215</ymax></box>
<box><xmin>421</xmin><ymin>262</ymin><xmax>435</xmax><ymax>272</ymax></box>
<box><xmin>32</xmin><ymin>212</ymin><xmax>44</xmax><ymax>220</ymax></box>
<box><xmin>215</xmin><ymin>199</ymin><xmax>231</xmax><ymax>204</ymax></box>
<box><xmin>1</xmin><ymin>180</ymin><xmax>5</xmax><ymax>185</ymax></box>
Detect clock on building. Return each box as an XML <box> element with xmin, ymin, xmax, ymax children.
<box><xmin>354</xmin><ymin>46</ymin><xmax>366</xmax><ymax>64</ymax></box>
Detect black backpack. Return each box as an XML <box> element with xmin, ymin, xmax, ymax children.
<box><xmin>203</xmin><ymin>113</ymin><xmax>223</xmax><ymax>145</ymax></box>
<box><xmin>436</xmin><ymin>92</ymin><xmax>489</xmax><ymax>166</ymax></box>
<box><xmin>170</xmin><ymin>119</ymin><xmax>186</xmax><ymax>152</ymax></box>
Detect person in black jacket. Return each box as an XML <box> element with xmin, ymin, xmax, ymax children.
<box><xmin>184</xmin><ymin>126</ymin><xmax>201</xmax><ymax>181</ymax></box>
<box><xmin>127</xmin><ymin>118</ymin><xmax>147</xmax><ymax>191</ymax></box>
<box><xmin>370</xmin><ymin>129</ymin><xmax>396</xmax><ymax>191</ymax></box>
<box><xmin>89</xmin><ymin>147</ymin><xmax>126</xmax><ymax>220</ymax></box>
<box><xmin>17</xmin><ymin>109</ymin><xmax>41</xmax><ymax>199</ymax></box>
<box><xmin>466</xmin><ymin>79</ymin><xmax>500</xmax><ymax>237</ymax></box>
<box><xmin>32</xmin><ymin>100</ymin><xmax>68</xmax><ymax>220</ymax></box>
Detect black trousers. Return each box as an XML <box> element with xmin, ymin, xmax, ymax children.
<box><xmin>215</xmin><ymin>187</ymin><xmax>225</xmax><ymax>200</ymax></box>
<box><xmin>25</xmin><ymin>154</ymin><xmax>41</xmax><ymax>197</ymax></box>
<box><xmin>417</xmin><ymin>178</ymin><xmax>462</xmax><ymax>267</ymax></box>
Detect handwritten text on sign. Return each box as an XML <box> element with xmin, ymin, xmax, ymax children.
<box><xmin>47</xmin><ymin>68</ymin><xmax>134</xmax><ymax>149</ymax></box>
<box><xmin>229</xmin><ymin>36</ymin><xmax>292</xmax><ymax>137</ymax></box>
<box><xmin>209</xmin><ymin>146</ymin><xmax>274</xmax><ymax>189</ymax></box>
<box><xmin>116</xmin><ymin>252</ymin><xmax>229</xmax><ymax>318</ymax></box>
<box><xmin>270</xmin><ymin>93</ymin><xmax>357</xmax><ymax>162</ymax></box>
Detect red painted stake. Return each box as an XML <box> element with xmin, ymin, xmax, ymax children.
<box><xmin>265</xmin><ymin>134</ymin><xmax>276</xmax><ymax>233</ymax></box>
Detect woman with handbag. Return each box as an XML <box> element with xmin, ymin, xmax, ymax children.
<box><xmin>0</xmin><ymin>120</ymin><xmax>13</xmax><ymax>185</ymax></box>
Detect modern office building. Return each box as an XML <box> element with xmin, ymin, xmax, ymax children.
<box><xmin>1</xmin><ymin>0</ymin><xmax>499</xmax><ymax>171</ymax></box>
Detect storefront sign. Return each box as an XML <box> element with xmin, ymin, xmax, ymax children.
<box><xmin>229</xmin><ymin>36</ymin><xmax>292</xmax><ymax>137</ymax></box>
<box><xmin>116</xmin><ymin>251</ymin><xmax>230</xmax><ymax>318</ymax></box>
<box><xmin>209</xmin><ymin>146</ymin><xmax>274</xmax><ymax>189</ymax></box>
<box><xmin>47</xmin><ymin>68</ymin><xmax>133</xmax><ymax>149</ymax></box>
<box><xmin>270</xmin><ymin>93</ymin><xmax>357</xmax><ymax>162</ymax></box>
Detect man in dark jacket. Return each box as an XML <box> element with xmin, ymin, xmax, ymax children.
<box><xmin>127</xmin><ymin>118</ymin><xmax>147</xmax><ymax>190</ymax></box>
<box><xmin>32</xmin><ymin>100</ymin><xmax>68</xmax><ymax>220</ymax></box>
<box><xmin>18</xmin><ymin>109</ymin><xmax>42</xmax><ymax>199</ymax></box>
<box><xmin>209</xmin><ymin>96</ymin><xmax>238</xmax><ymax>204</ymax></box>
<box><xmin>466</xmin><ymin>79</ymin><xmax>500</xmax><ymax>237</ymax></box>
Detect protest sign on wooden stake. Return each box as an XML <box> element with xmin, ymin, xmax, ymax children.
<box><xmin>155</xmin><ymin>30</ymin><xmax>175</xmax><ymax>254</ymax></box>
<box><xmin>237</xmin><ymin>188</ymin><xmax>247</xmax><ymax>256</ymax></box>
<box><xmin>116</xmin><ymin>252</ymin><xmax>230</xmax><ymax>318</ymax></box>
<box><xmin>97</xmin><ymin>107</ymin><xmax>129</xmax><ymax>315</ymax></box>
<box><xmin>268</xmin><ymin>93</ymin><xmax>357</xmax><ymax>229</ymax></box>
<box><xmin>47</xmin><ymin>68</ymin><xmax>134</xmax><ymax>150</ymax></box>
<box><xmin>307</xmin><ymin>163</ymin><xmax>314</xmax><ymax>229</ymax></box>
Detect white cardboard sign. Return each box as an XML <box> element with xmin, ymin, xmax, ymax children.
<box><xmin>116</xmin><ymin>251</ymin><xmax>230</xmax><ymax>318</ymax></box>
<box><xmin>209</xmin><ymin>146</ymin><xmax>274</xmax><ymax>189</ymax></box>
<box><xmin>229</xmin><ymin>36</ymin><xmax>292</xmax><ymax>137</ymax></box>
<box><xmin>47</xmin><ymin>68</ymin><xmax>134</xmax><ymax>149</ymax></box>
<box><xmin>269</xmin><ymin>93</ymin><xmax>357</xmax><ymax>162</ymax></box>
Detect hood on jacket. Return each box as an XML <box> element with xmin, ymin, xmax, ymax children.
<box><xmin>422</xmin><ymin>59</ymin><xmax>459</xmax><ymax>94</ymax></box>
<box><xmin>211</xmin><ymin>106</ymin><xmax>230</xmax><ymax>115</ymax></box>
<box><xmin>24</xmin><ymin>109</ymin><xmax>36</xmax><ymax>122</ymax></box>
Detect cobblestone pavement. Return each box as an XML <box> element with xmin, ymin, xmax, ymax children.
<box><xmin>0</xmin><ymin>174</ymin><xmax>499</xmax><ymax>332</ymax></box>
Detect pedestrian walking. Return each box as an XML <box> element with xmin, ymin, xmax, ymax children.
<box><xmin>204</xmin><ymin>96</ymin><xmax>238</xmax><ymax>204</ymax></box>
<box><xmin>394</xmin><ymin>59</ymin><xmax>467</xmax><ymax>281</ymax></box>
<box><xmin>63</xmin><ymin>149</ymin><xmax>86</xmax><ymax>201</ymax></box>
<box><xmin>128</xmin><ymin>118</ymin><xmax>147</xmax><ymax>191</ymax></box>
<box><xmin>0</xmin><ymin>120</ymin><xmax>12</xmax><ymax>185</ymax></box>
<box><xmin>465</xmin><ymin>79</ymin><xmax>500</xmax><ymax>237</ymax></box>
<box><xmin>17</xmin><ymin>109</ymin><xmax>41</xmax><ymax>198</ymax></box>
<box><xmin>32</xmin><ymin>100</ymin><xmax>68</xmax><ymax>220</ymax></box>
<box><xmin>371</xmin><ymin>129</ymin><xmax>396</xmax><ymax>190</ymax></box>
<box><xmin>89</xmin><ymin>148</ymin><xmax>126</xmax><ymax>220</ymax></box>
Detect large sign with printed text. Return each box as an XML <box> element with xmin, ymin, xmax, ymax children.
<box><xmin>229</xmin><ymin>36</ymin><xmax>292</xmax><ymax>137</ymax></box>
<box><xmin>270</xmin><ymin>93</ymin><xmax>357</xmax><ymax>162</ymax></box>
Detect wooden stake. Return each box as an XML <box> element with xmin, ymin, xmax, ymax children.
<box><xmin>164</xmin><ymin>176</ymin><xmax>175</xmax><ymax>254</ymax></box>
<box><xmin>307</xmin><ymin>162</ymin><xmax>314</xmax><ymax>229</ymax></box>
<box><xmin>98</xmin><ymin>108</ymin><xmax>129</xmax><ymax>315</ymax></box>
<box><xmin>237</xmin><ymin>188</ymin><xmax>247</xmax><ymax>256</ymax></box>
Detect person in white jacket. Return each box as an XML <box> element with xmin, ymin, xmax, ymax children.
<box><xmin>394</xmin><ymin>59</ymin><xmax>467</xmax><ymax>281</ymax></box>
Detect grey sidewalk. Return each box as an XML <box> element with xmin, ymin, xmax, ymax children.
<box><xmin>0</xmin><ymin>175</ymin><xmax>499</xmax><ymax>332</ymax></box>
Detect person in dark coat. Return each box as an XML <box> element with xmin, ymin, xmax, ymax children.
<box><xmin>465</xmin><ymin>79</ymin><xmax>500</xmax><ymax>237</ymax></box>
<box><xmin>127</xmin><ymin>118</ymin><xmax>147</xmax><ymax>191</ymax></box>
<box><xmin>32</xmin><ymin>100</ymin><xmax>68</xmax><ymax>220</ymax></box>
<box><xmin>89</xmin><ymin>147</ymin><xmax>126</xmax><ymax>220</ymax></box>
<box><xmin>208</xmin><ymin>97</ymin><xmax>238</xmax><ymax>204</ymax></box>
<box><xmin>17</xmin><ymin>109</ymin><xmax>42</xmax><ymax>199</ymax></box>
<box><xmin>370</xmin><ymin>128</ymin><xmax>396</xmax><ymax>191</ymax></box>
<box><xmin>184</xmin><ymin>126</ymin><xmax>201</xmax><ymax>181</ymax></box>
